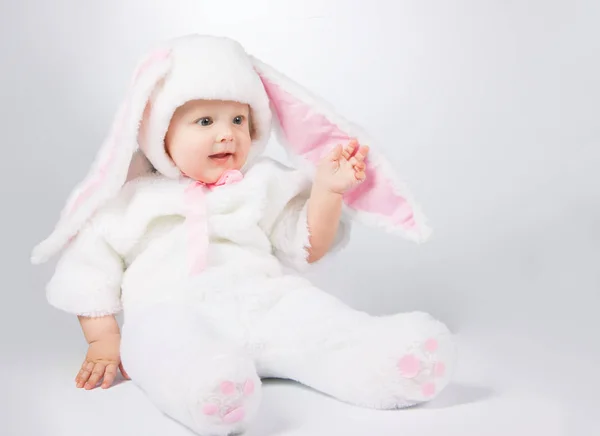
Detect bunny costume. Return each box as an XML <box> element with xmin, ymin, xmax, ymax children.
<box><xmin>31</xmin><ymin>35</ymin><xmax>456</xmax><ymax>435</ymax></box>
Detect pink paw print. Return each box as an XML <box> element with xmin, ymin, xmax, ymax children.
<box><xmin>201</xmin><ymin>378</ymin><xmax>256</xmax><ymax>424</ymax></box>
<box><xmin>397</xmin><ymin>337</ymin><xmax>447</xmax><ymax>398</ymax></box>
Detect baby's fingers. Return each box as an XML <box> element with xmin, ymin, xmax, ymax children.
<box><xmin>76</xmin><ymin>361</ymin><xmax>94</xmax><ymax>388</ymax></box>
<box><xmin>101</xmin><ymin>364</ymin><xmax>118</xmax><ymax>389</ymax></box>
<box><xmin>342</xmin><ymin>139</ymin><xmax>358</xmax><ymax>160</ymax></box>
<box><xmin>354</xmin><ymin>145</ymin><xmax>370</xmax><ymax>162</ymax></box>
<box><xmin>84</xmin><ymin>362</ymin><xmax>106</xmax><ymax>390</ymax></box>
<box><xmin>353</xmin><ymin>161</ymin><xmax>366</xmax><ymax>172</ymax></box>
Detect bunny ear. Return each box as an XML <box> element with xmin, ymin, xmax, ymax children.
<box><xmin>251</xmin><ymin>57</ymin><xmax>432</xmax><ymax>243</ymax></box>
<box><xmin>31</xmin><ymin>48</ymin><xmax>173</xmax><ymax>264</ymax></box>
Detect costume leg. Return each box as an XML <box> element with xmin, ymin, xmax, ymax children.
<box><xmin>120</xmin><ymin>301</ymin><xmax>261</xmax><ymax>435</ymax></box>
<box><xmin>254</xmin><ymin>286</ymin><xmax>456</xmax><ymax>409</ymax></box>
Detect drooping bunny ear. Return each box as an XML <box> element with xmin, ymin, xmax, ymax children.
<box><xmin>251</xmin><ymin>57</ymin><xmax>432</xmax><ymax>243</ymax></box>
<box><xmin>31</xmin><ymin>48</ymin><xmax>173</xmax><ymax>264</ymax></box>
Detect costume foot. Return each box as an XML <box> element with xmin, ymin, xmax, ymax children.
<box><xmin>181</xmin><ymin>359</ymin><xmax>261</xmax><ymax>435</ymax></box>
<box><xmin>397</xmin><ymin>335</ymin><xmax>452</xmax><ymax>403</ymax></box>
<box><xmin>199</xmin><ymin>378</ymin><xmax>258</xmax><ymax>425</ymax></box>
<box><xmin>352</xmin><ymin>312</ymin><xmax>455</xmax><ymax>409</ymax></box>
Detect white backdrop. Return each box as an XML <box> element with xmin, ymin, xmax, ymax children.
<box><xmin>2</xmin><ymin>1</ymin><xmax>599</xmax><ymax>435</ymax></box>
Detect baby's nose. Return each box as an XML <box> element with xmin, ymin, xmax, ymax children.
<box><xmin>217</xmin><ymin>133</ymin><xmax>234</xmax><ymax>143</ymax></box>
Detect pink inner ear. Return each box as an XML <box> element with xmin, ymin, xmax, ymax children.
<box><xmin>259</xmin><ymin>76</ymin><xmax>350</xmax><ymax>164</ymax></box>
<box><xmin>259</xmin><ymin>75</ymin><xmax>416</xmax><ymax>229</ymax></box>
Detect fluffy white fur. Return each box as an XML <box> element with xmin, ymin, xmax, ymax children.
<box><xmin>45</xmin><ymin>157</ymin><xmax>348</xmax><ymax>316</ymax></box>
<box><xmin>31</xmin><ymin>34</ymin><xmax>455</xmax><ymax>436</ymax></box>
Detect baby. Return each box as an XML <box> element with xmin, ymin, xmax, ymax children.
<box><xmin>31</xmin><ymin>35</ymin><xmax>455</xmax><ymax>435</ymax></box>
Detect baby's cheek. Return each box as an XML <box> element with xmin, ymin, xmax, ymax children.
<box><xmin>235</xmin><ymin>142</ymin><xmax>252</xmax><ymax>166</ymax></box>
<box><xmin>171</xmin><ymin>148</ymin><xmax>207</xmax><ymax>181</ymax></box>
<box><xmin>174</xmin><ymin>149</ymin><xmax>195</xmax><ymax>171</ymax></box>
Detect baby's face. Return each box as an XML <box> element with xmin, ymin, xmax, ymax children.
<box><xmin>165</xmin><ymin>99</ymin><xmax>253</xmax><ymax>183</ymax></box>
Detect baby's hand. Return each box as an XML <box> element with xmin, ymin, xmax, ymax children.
<box><xmin>75</xmin><ymin>333</ymin><xmax>130</xmax><ymax>390</ymax></box>
<box><xmin>314</xmin><ymin>139</ymin><xmax>370</xmax><ymax>195</ymax></box>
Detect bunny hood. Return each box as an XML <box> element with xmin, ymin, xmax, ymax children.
<box><xmin>137</xmin><ymin>35</ymin><xmax>272</xmax><ymax>178</ymax></box>
<box><xmin>31</xmin><ymin>34</ymin><xmax>431</xmax><ymax>265</ymax></box>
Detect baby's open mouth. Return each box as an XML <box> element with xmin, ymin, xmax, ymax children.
<box><xmin>209</xmin><ymin>152</ymin><xmax>233</xmax><ymax>159</ymax></box>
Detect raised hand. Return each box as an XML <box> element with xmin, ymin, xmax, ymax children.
<box><xmin>314</xmin><ymin>139</ymin><xmax>370</xmax><ymax>195</ymax></box>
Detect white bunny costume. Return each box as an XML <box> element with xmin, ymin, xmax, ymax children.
<box><xmin>31</xmin><ymin>34</ymin><xmax>456</xmax><ymax>436</ymax></box>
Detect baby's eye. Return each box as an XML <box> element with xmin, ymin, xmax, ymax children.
<box><xmin>233</xmin><ymin>116</ymin><xmax>244</xmax><ymax>125</ymax></box>
<box><xmin>196</xmin><ymin>117</ymin><xmax>213</xmax><ymax>126</ymax></box>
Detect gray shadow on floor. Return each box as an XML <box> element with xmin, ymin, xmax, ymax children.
<box><xmin>244</xmin><ymin>379</ymin><xmax>301</xmax><ymax>436</ymax></box>
<box><xmin>419</xmin><ymin>383</ymin><xmax>496</xmax><ymax>409</ymax></box>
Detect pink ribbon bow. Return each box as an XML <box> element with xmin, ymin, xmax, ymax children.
<box><xmin>184</xmin><ymin>169</ymin><xmax>244</xmax><ymax>275</ymax></box>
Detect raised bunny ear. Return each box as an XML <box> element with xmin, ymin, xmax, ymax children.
<box><xmin>31</xmin><ymin>48</ymin><xmax>173</xmax><ymax>264</ymax></box>
<box><xmin>251</xmin><ymin>57</ymin><xmax>432</xmax><ymax>243</ymax></box>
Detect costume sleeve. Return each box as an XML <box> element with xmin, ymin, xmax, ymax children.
<box><xmin>260</xmin><ymin>159</ymin><xmax>352</xmax><ymax>272</ymax></box>
<box><xmin>45</xmin><ymin>214</ymin><xmax>125</xmax><ymax>317</ymax></box>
